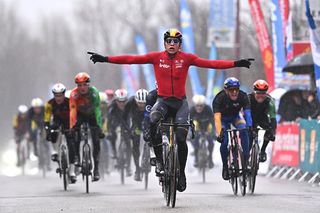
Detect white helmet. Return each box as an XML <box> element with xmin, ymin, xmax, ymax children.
<box><xmin>31</xmin><ymin>98</ymin><xmax>44</xmax><ymax>107</ymax></box>
<box><xmin>135</xmin><ymin>89</ymin><xmax>148</xmax><ymax>103</ymax></box>
<box><xmin>115</xmin><ymin>89</ymin><xmax>128</xmax><ymax>101</ymax></box>
<box><xmin>18</xmin><ymin>105</ymin><xmax>28</xmax><ymax>114</ymax></box>
<box><xmin>192</xmin><ymin>95</ymin><xmax>206</xmax><ymax>105</ymax></box>
<box><xmin>99</xmin><ymin>91</ymin><xmax>107</xmax><ymax>103</ymax></box>
<box><xmin>52</xmin><ymin>83</ymin><xmax>66</xmax><ymax>94</ymax></box>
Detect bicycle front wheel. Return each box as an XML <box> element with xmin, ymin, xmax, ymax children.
<box><xmin>170</xmin><ymin>145</ymin><xmax>178</xmax><ymax>208</ymax></box>
<box><xmin>228</xmin><ymin>147</ymin><xmax>238</xmax><ymax>195</ymax></box>
<box><xmin>238</xmin><ymin>147</ymin><xmax>246</xmax><ymax>196</ymax></box>
<box><xmin>249</xmin><ymin>144</ymin><xmax>259</xmax><ymax>194</ymax></box>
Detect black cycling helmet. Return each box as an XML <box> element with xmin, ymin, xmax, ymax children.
<box><xmin>163</xmin><ymin>28</ymin><xmax>182</xmax><ymax>43</ymax></box>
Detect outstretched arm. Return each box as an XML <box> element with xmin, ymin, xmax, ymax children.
<box><xmin>88</xmin><ymin>51</ymin><xmax>156</xmax><ymax>64</ymax></box>
<box><xmin>190</xmin><ymin>54</ymin><xmax>254</xmax><ymax>69</ymax></box>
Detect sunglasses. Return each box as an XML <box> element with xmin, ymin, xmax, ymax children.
<box><xmin>54</xmin><ymin>94</ymin><xmax>64</xmax><ymax>98</ymax></box>
<box><xmin>227</xmin><ymin>88</ymin><xmax>239</xmax><ymax>93</ymax></box>
<box><xmin>166</xmin><ymin>38</ymin><xmax>180</xmax><ymax>44</ymax></box>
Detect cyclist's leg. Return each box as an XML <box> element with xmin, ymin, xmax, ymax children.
<box><xmin>107</xmin><ymin>124</ymin><xmax>118</xmax><ymax>158</ymax></box>
<box><xmin>15</xmin><ymin>135</ymin><xmax>22</xmax><ymax>166</ymax></box>
<box><xmin>259</xmin><ymin>119</ymin><xmax>273</xmax><ymax>162</ymax></box>
<box><xmin>122</xmin><ymin>129</ymin><xmax>132</xmax><ymax>176</ymax></box>
<box><xmin>88</xmin><ymin>116</ymin><xmax>101</xmax><ymax>169</ymax></box>
<box><xmin>206</xmin><ymin>134</ymin><xmax>214</xmax><ymax>167</ymax></box>
<box><xmin>192</xmin><ymin>133</ymin><xmax>200</xmax><ymax>167</ymax></box>
<box><xmin>131</xmin><ymin>130</ymin><xmax>141</xmax><ymax>179</ymax></box>
<box><xmin>174</xmin><ymin>99</ymin><xmax>189</xmax><ymax>173</ymax></box>
<box><xmin>30</xmin><ymin>129</ymin><xmax>38</xmax><ymax>156</ymax></box>
<box><xmin>150</xmin><ymin>98</ymin><xmax>167</xmax><ymax>165</ymax></box>
<box><xmin>233</xmin><ymin>114</ymin><xmax>249</xmax><ymax>162</ymax></box>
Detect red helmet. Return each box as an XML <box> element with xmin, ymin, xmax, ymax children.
<box><xmin>75</xmin><ymin>72</ymin><xmax>90</xmax><ymax>84</ymax></box>
<box><xmin>253</xmin><ymin>79</ymin><xmax>269</xmax><ymax>92</ymax></box>
<box><xmin>164</xmin><ymin>28</ymin><xmax>182</xmax><ymax>42</ymax></box>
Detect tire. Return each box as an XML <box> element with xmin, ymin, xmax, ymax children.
<box><xmin>199</xmin><ymin>138</ymin><xmax>207</xmax><ymax>183</ymax></box>
<box><xmin>164</xmin><ymin>150</ymin><xmax>171</xmax><ymax>207</ymax></box>
<box><xmin>170</xmin><ymin>145</ymin><xmax>178</xmax><ymax>208</ymax></box>
<box><xmin>144</xmin><ymin>172</ymin><xmax>148</xmax><ymax>190</ymax></box>
<box><xmin>61</xmin><ymin>150</ymin><xmax>68</xmax><ymax>191</ymax></box>
<box><xmin>250</xmin><ymin>144</ymin><xmax>259</xmax><ymax>194</ymax></box>
<box><xmin>228</xmin><ymin>147</ymin><xmax>238</xmax><ymax>195</ymax></box>
<box><xmin>82</xmin><ymin>144</ymin><xmax>91</xmax><ymax>193</ymax></box>
<box><xmin>119</xmin><ymin>143</ymin><xmax>125</xmax><ymax>185</ymax></box>
<box><xmin>238</xmin><ymin>146</ymin><xmax>246</xmax><ymax>196</ymax></box>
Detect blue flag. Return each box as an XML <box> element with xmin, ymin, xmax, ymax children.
<box><xmin>135</xmin><ymin>34</ymin><xmax>156</xmax><ymax>91</ymax></box>
<box><xmin>180</xmin><ymin>0</ymin><xmax>204</xmax><ymax>95</ymax></box>
<box><xmin>306</xmin><ymin>0</ymin><xmax>320</xmax><ymax>100</ymax></box>
<box><xmin>271</xmin><ymin>0</ymin><xmax>286</xmax><ymax>88</ymax></box>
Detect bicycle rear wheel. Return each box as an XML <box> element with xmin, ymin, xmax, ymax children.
<box><xmin>238</xmin><ymin>147</ymin><xmax>246</xmax><ymax>196</ymax></box>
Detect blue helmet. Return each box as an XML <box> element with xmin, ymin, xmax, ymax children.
<box><xmin>224</xmin><ymin>77</ymin><xmax>240</xmax><ymax>89</ymax></box>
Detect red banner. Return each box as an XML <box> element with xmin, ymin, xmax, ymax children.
<box><xmin>272</xmin><ymin>123</ymin><xmax>300</xmax><ymax>167</ymax></box>
<box><xmin>249</xmin><ymin>0</ymin><xmax>274</xmax><ymax>91</ymax></box>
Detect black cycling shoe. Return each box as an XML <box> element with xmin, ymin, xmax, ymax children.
<box><xmin>155</xmin><ymin>161</ymin><xmax>164</xmax><ymax>176</ymax></box>
<box><xmin>126</xmin><ymin>168</ymin><xmax>132</xmax><ymax>177</ymax></box>
<box><xmin>92</xmin><ymin>168</ymin><xmax>100</xmax><ymax>182</ymax></box>
<box><xmin>222</xmin><ymin>167</ymin><xmax>230</xmax><ymax>180</ymax></box>
<box><xmin>208</xmin><ymin>158</ymin><xmax>214</xmax><ymax>169</ymax></box>
<box><xmin>134</xmin><ymin>169</ymin><xmax>142</xmax><ymax>181</ymax></box>
<box><xmin>177</xmin><ymin>172</ymin><xmax>187</xmax><ymax>192</ymax></box>
<box><xmin>193</xmin><ymin>161</ymin><xmax>199</xmax><ymax>168</ymax></box>
<box><xmin>259</xmin><ymin>152</ymin><xmax>267</xmax><ymax>162</ymax></box>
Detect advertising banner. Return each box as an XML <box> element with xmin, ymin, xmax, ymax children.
<box><xmin>299</xmin><ymin>119</ymin><xmax>320</xmax><ymax>173</ymax></box>
<box><xmin>272</xmin><ymin>122</ymin><xmax>299</xmax><ymax>167</ymax></box>
<box><xmin>249</xmin><ymin>0</ymin><xmax>275</xmax><ymax>91</ymax></box>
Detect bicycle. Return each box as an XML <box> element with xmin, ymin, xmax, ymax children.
<box><xmin>159</xmin><ymin>117</ymin><xmax>194</xmax><ymax>208</ymax></box>
<box><xmin>248</xmin><ymin>127</ymin><xmax>264</xmax><ymax>194</ymax></box>
<box><xmin>51</xmin><ymin>128</ymin><xmax>71</xmax><ymax>191</ymax></box>
<box><xmin>197</xmin><ymin>131</ymin><xmax>209</xmax><ymax>183</ymax></box>
<box><xmin>226</xmin><ymin>128</ymin><xmax>247</xmax><ymax>196</ymax></box>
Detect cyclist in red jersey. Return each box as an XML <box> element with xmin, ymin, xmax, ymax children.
<box><xmin>88</xmin><ymin>28</ymin><xmax>254</xmax><ymax>192</ymax></box>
